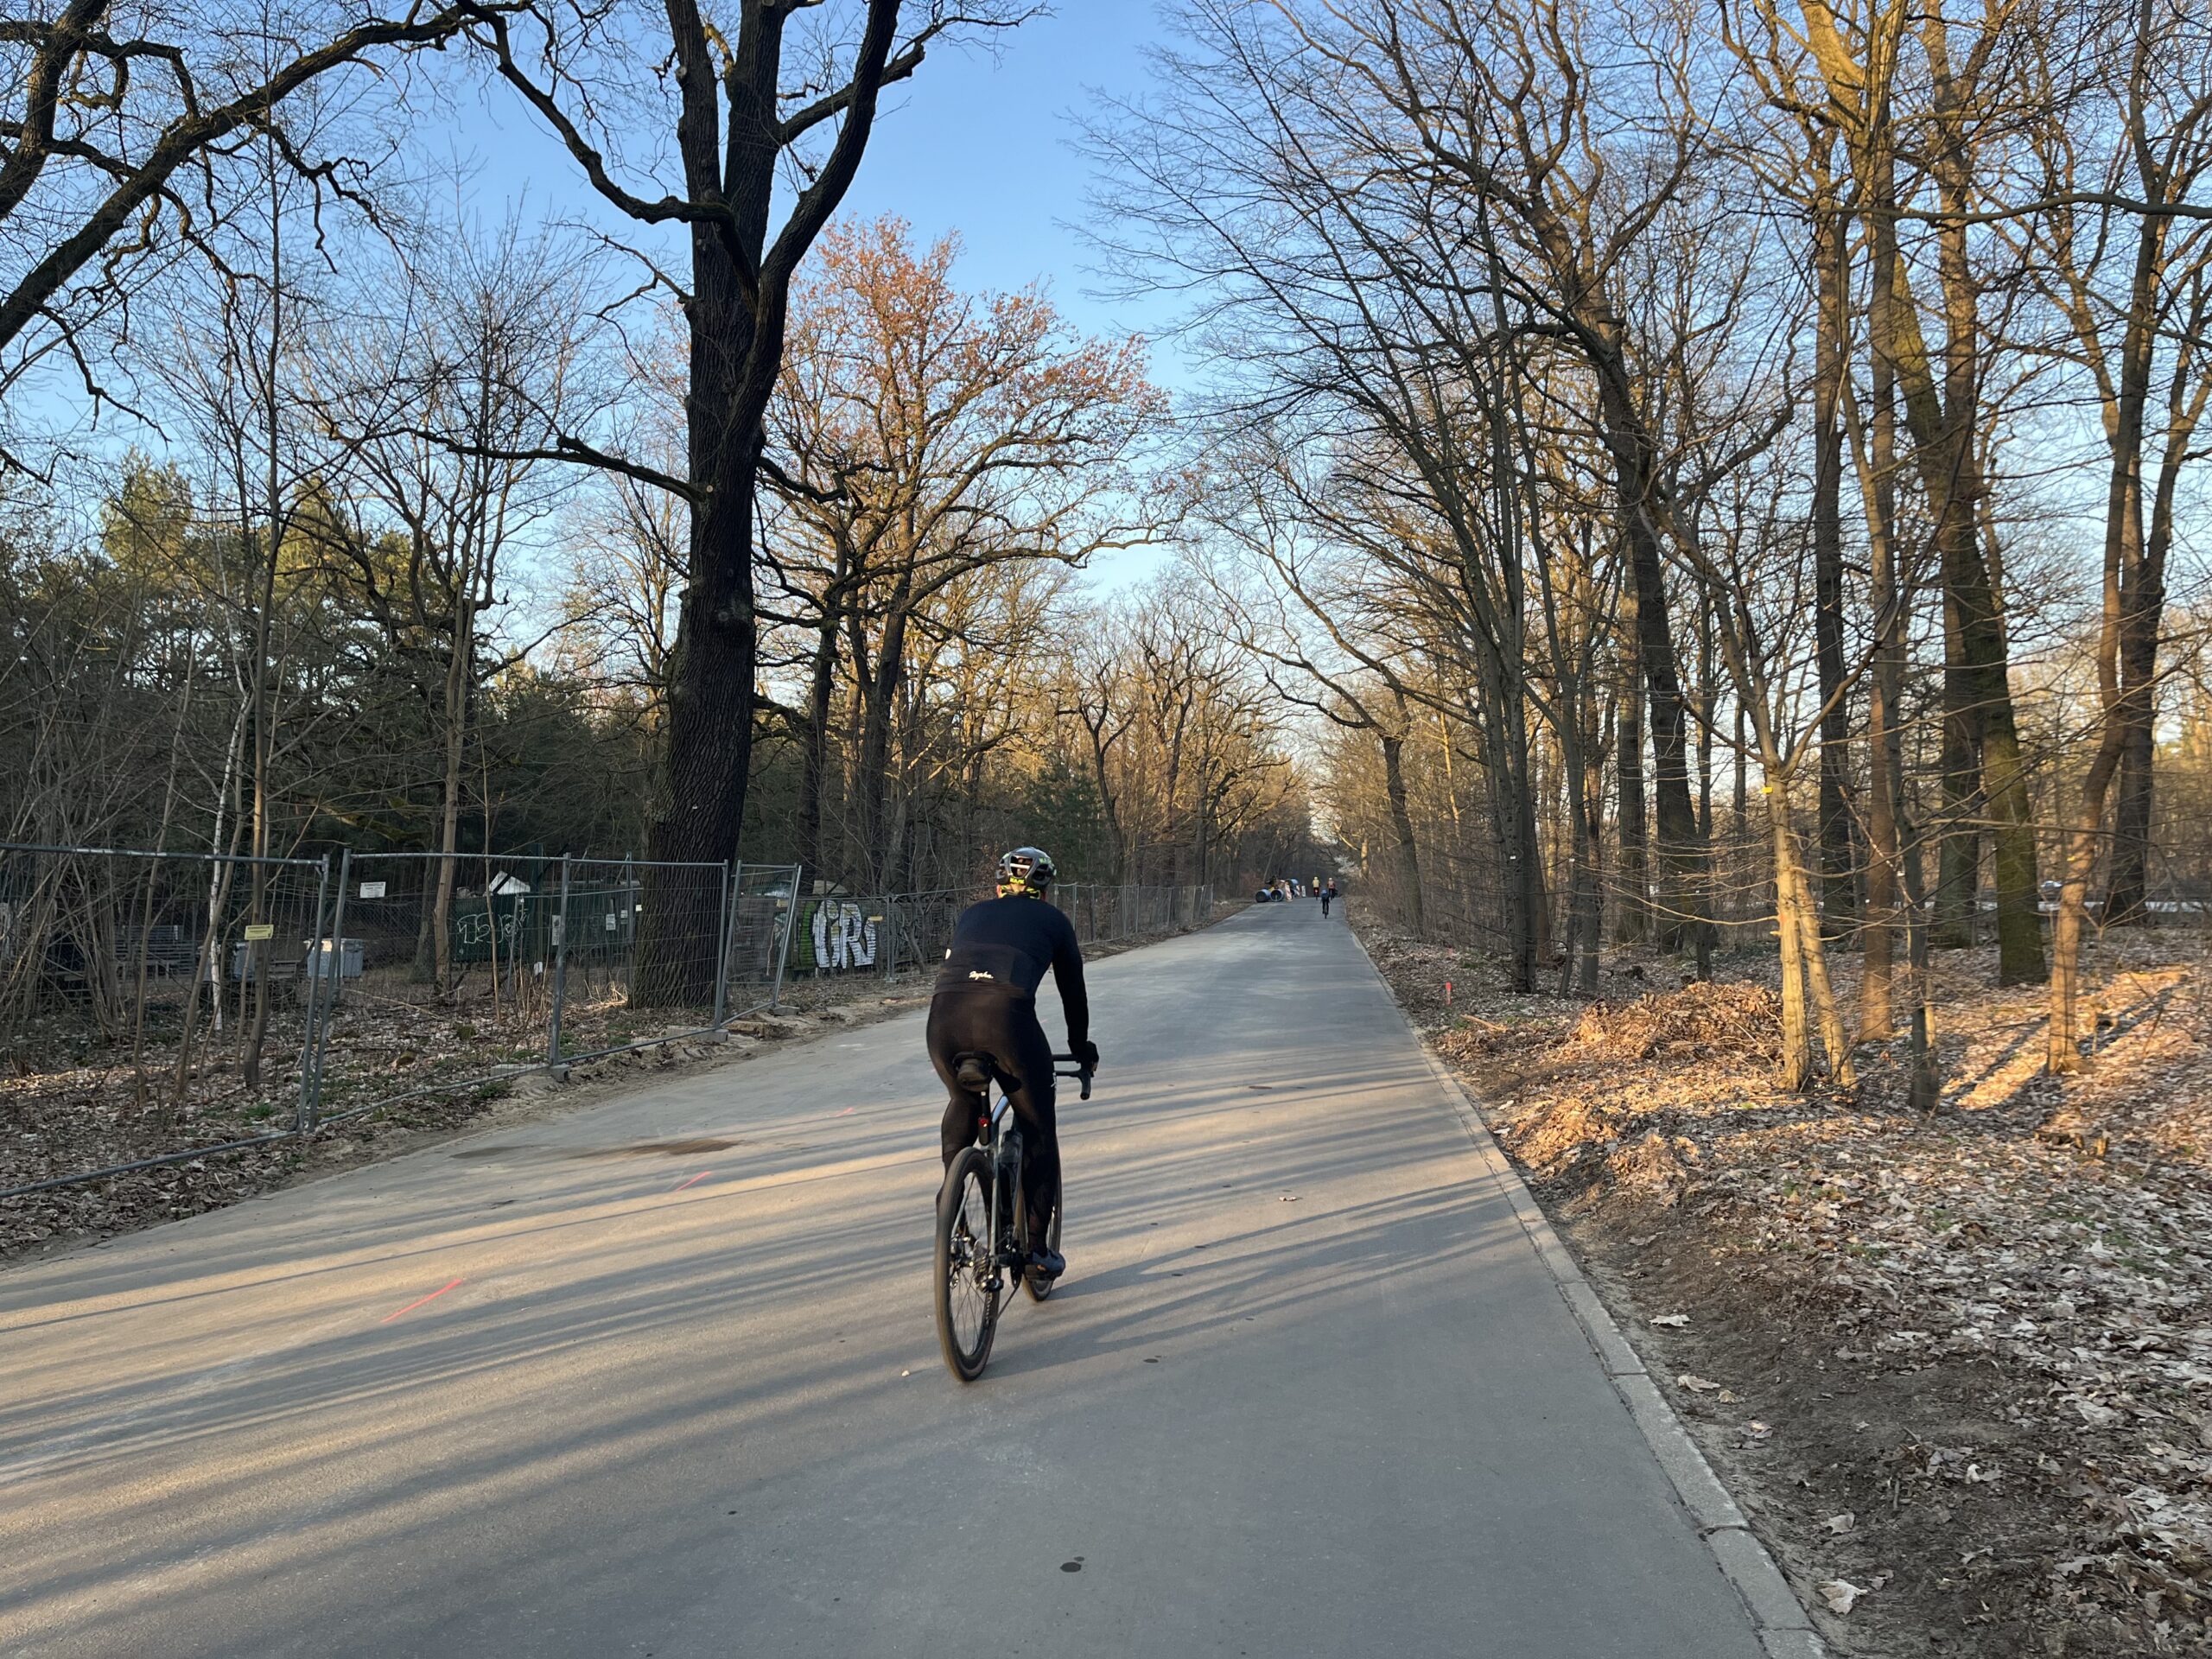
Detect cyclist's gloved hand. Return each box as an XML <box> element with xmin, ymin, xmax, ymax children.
<box><xmin>1073</xmin><ymin>1039</ymin><xmax>1100</xmax><ymax>1072</ymax></box>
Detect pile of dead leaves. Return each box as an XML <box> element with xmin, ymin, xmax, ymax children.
<box><xmin>1560</xmin><ymin>980</ymin><xmax>1783</xmax><ymax>1065</ymax></box>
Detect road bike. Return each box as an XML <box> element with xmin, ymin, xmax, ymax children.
<box><xmin>932</xmin><ymin>1052</ymin><xmax>1090</xmax><ymax>1381</ymax></box>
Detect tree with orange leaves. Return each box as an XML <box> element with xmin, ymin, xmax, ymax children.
<box><xmin>760</xmin><ymin>218</ymin><xmax>1175</xmax><ymax>890</ymax></box>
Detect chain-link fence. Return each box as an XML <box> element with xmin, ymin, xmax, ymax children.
<box><xmin>1056</xmin><ymin>882</ymin><xmax>1217</xmax><ymax>946</ymax></box>
<box><xmin>727</xmin><ymin>862</ymin><xmax>800</xmax><ymax>1010</ymax></box>
<box><xmin>2</xmin><ymin>847</ymin><xmax>800</xmax><ymax>1193</ymax></box>
<box><xmin>0</xmin><ymin>842</ymin><xmax>337</xmax><ymax>1196</ymax></box>
<box><xmin>319</xmin><ymin>850</ymin><xmax>563</xmax><ymax>1125</ymax></box>
<box><xmin>317</xmin><ymin>853</ymin><xmax>801</xmax><ymax>1122</ymax></box>
<box><xmin>3</xmin><ymin>857</ymin><xmax>1207</xmax><ymax>1192</ymax></box>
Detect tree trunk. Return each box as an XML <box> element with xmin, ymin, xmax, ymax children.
<box><xmin>2105</xmin><ymin>704</ymin><xmax>2155</xmax><ymax>925</ymax></box>
<box><xmin>1813</xmin><ymin>203</ymin><xmax>1856</xmax><ymax>938</ymax></box>
<box><xmin>796</xmin><ymin>598</ymin><xmax>843</xmax><ymax>883</ymax></box>
<box><xmin>1381</xmin><ymin>730</ymin><xmax>1424</xmax><ymax>938</ymax></box>
<box><xmin>2053</xmin><ymin>197</ymin><xmax>2162</xmax><ymax>1070</ymax></box>
<box><xmin>1560</xmin><ymin>713</ymin><xmax>1605</xmax><ymax>998</ymax></box>
<box><xmin>639</xmin><ymin>312</ymin><xmax>762</xmax><ymax>998</ymax></box>
<box><xmin>1615</xmin><ymin>594</ymin><xmax>1649</xmax><ymax>944</ymax></box>
<box><xmin>853</xmin><ymin>604</ymin><xmax>910</xmax><ymax>891</ymax></box>
<box><xmin>635</xmin><ymin>0</ymin><xmax>906</xmax><ymax>1001</ymax></box>
<box><xmin>1921</xmin><ymin>23</ymin><xmax>2042</xmax><ymax>981</ymax></box>
<box><xmin>1854</xmin><ymin>327</ymin><xmax>1906</xmax><ymax>1043</ymax></box>
<box><xmin>430</xmin><ymin>632</ymin><xmax>468</xmax><ymax>993</ymax></box>
<box><xmin>2103</xmin><ymin>381</ymin><xmax>2183</xmax><ymax>930</ymax></box>
<box><xmin>1933</xmin><ymin>599</ymin><xmax>1981</xmax><ymax>950</ymax></box>
<box><xmin>1771</xmin><ymin>804</ymin><xmax>1814</xmax><ymax>1091</ymax></box>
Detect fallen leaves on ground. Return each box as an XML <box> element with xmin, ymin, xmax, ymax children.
<box><xmin>1357</xmin><ymin>915</ymin><xmax>2212</xmax><ymax>1657</ymax></box>
<box><xmin>1821</xmin><ymin>1579</ymin><xmax>1867</xmax><ymax>1616</ymax></box>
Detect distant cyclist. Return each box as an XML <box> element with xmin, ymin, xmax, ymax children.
<box><xmin>927</xmin><ymin>848</ymin><xmax>1096</xmax><ymax>1280</ymax></box>
<box><xmin>1322</xmin><ymin>881</ymin><xmax>1338</xmax><ymax>918</ymax></box>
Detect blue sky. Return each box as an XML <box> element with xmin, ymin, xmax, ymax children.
<box><xmin>32</xmin><ymin>10</ymin><xmax>1188</xmax><ymax>583</ymax></box>
<box><xmin>837</xmin><ymin>6</ymin><xmax>1175</xmax><ymax>352</ymax></box>
<box><xmin>449</xmin><ymin>4</ymin><xmax>1181</xmax><ymax>372</ymax></box>
<box><xmin>432</xmin><ymin>4</ymin><xmax>1188</xmax><ymax>588</ymax></box>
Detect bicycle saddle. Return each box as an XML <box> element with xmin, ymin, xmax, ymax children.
<box><xmin>953</xmin><ymin>1054</ymin><xmax>994</xmax><ymax>1092</ymax></box>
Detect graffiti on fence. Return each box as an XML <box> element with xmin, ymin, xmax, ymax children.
<box><xmin>805</xmin><ymin>900</ymin><xmax>879</xmax><ymax>972</ymax></box>
<box><xmin>452</xmin><ymin>899</ymin><xmax>526</xmax><ymax>963</ymax></box>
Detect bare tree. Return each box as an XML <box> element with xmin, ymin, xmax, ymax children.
<box><xmin>311</xmin><ymin>217</ymin><xmax>588</xmax><ymax>989</ymax></box>
<box><xmin>760</xmin><ymin>219</ymin><xmax>1168</xmax><ymax>889</ymax></box>
<box><xmin>0</xmin><ymin>0</ymin><xmax>518</xmax><ymax>454</ymax></box>
<box><xmin>468</xmin><ymin>1</ymin><xmax>1033</xmax><ymax>993</ymax></box>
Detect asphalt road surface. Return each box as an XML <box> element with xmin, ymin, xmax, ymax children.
<box><xmin>0</xmin><ymin>901</ymin><xmax>1766</xmax><ymax>1657</ymax></box>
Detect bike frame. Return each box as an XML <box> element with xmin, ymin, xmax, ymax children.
<box><xmin>957</xmin><ymin>1056</ymin><xmax>1087</xmax><ymax>1289</ymax></box>
<box><xmin>982</xmin><ymin>1095</ymin><xmax>1027</xmax><ymax>1276</ymax></box>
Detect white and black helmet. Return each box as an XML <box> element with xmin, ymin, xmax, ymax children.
<box><xmin>996</xmin><ymin>846</ymin><xmax>1057</xmax><ymax>894</ymax></box>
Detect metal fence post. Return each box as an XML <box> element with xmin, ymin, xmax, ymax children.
<box><xmin>713</xmin><ymin>860</ymin><xmax>738</xmax><ymax>1027</ymax></box>
<box><xmin>881</xmin><ymin>894</ymin><xmax>898</xmax><ymax>981</ymax></box>
<box><xmin>304</xmin><ymin>849</ymin><xmax>351</xmax><ymax>1131</ymax></box>
<box><xmin>295</xmin><ymin>853</ymin><xmax>332</xmax><ymax>1133</ymax></box>
<box><xmin>769</xmin><ymin>867</ymin><xmax>801</xmax><ymax>1011</ymax></box>
<box><xmin>547</xmin><ymin>854</ymin><xmax>571</xmax><ymax>1072</ymax></box>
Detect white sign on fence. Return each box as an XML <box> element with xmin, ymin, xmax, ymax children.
<box><xmin>359</xmin><ymin>880</ymin><xmax>386</xmax><ymax>899</ymax></box>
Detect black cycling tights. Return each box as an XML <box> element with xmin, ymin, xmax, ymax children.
<box><xmin>926</xmin><ymin>991</ymin><xmax>1059</xmax><ymax>1244</ymax></box>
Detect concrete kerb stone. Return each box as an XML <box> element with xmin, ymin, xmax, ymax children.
<box><xmin>1366</xmin><ymin>957</ymin><xmax>1826</xmax><ymax>1656</ymax></box>
<box><xmin>1707</xmin><ymin>1526</ymin><xmax>1821</xmax><ymax>1635</ymax></box>
<box><xmin>1560</xmin><ymin>1278</ymin><xmax>1646</xmax><ymax>1379</ymax></box>
<box><xmin>1613</xmin><ymin>1370</ymin><xmax>1748</xmax><ymax>1531</ymax></box>
<box><xmin>1760</xmin><ymin>1629</ymin><xmax>1828</xmax><ymax>1659</ymax></box>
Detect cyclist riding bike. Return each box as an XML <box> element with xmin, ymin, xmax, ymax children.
<box><xmin>928</xmin><ymin>847</ymin><xmax>1096</xmax><ymax>1281</ymax></box>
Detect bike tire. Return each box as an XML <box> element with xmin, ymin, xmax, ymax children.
<box><xmin>1023</xmin><ymin>1172</ymin><xmax>1064</xmax><ymax>1301</ymax></box>
<box><xmin>934</xmin><ymin>1147</ymin><xmax>1000</xmax><ymax>1380</ymax></box>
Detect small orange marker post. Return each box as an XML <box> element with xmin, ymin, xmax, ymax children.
<box><xmin>1445</xmin><ymin>980</ymin><xmax>1452</xmax><ymax>1007</ymax></box>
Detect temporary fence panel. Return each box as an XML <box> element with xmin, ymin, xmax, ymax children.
<box><xmin>304</xmin><ymin>854</ymin><xmax>796</xmax><ymax>1122</ymax></box>
<box><xmin>320</xmin><ymin>851</ymin><xmax>560</xmax><ymax>1123</ymax></box>
<box><xmin>779</xmin><ymin>880</ymin><xmax>1216</xmax><ymax>985</ymax></box>
<box><xmin>3</xmin><ymin>845</ymin><xmax>1213</xmax><ymax>1196</ymax></box>
<box><xmin>0</xmin><ymin>842</ymin><xmax>334</xmax><ymax>1197</ymax></box>
<box><xmin>553</xmin><ymin>857</ymin><xmax>728</xmax><ymax>1060</ymax></box>
<box><xmin>724</xmin><ymin>864</ymin><xmax>802</xmax><ymax>1017</ymax></box>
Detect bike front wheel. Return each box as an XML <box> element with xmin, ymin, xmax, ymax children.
<box><xmin>934</xmin><ymin>1147</ymin><xmax>1001</xmax><ymax>1380</ymax></box>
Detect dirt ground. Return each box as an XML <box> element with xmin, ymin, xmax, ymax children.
<box><xmin>0</xmin><ymin>906</ymin><xmax>1240</xmax><ymax>1265</ymax></box>
<box><xmin>1352</xmin><ymin>912</ymin><xmax>2212</xmax><ymax>1658</ymax></box>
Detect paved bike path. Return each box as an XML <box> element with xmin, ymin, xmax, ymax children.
<box><xmin>0</xmin><ymin>903</ymin><xmax>1769</xmax><ymax>1657</ymax></box>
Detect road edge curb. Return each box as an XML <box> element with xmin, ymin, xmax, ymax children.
<box><xmin>1353</xmin><ymin>941</ymin><xmax>1826</xmax><ymax>1656</ymax></box>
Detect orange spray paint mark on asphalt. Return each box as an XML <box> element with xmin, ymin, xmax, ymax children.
<box><xmin>671</xmin><ymin>1170</ymin><xmax>713</xmax><ymax>1192</ymax></box>
<box><xmin>381</xmin><ymin>1277</ymin><xmax>465</xmax><ymax>1323</ymax></box>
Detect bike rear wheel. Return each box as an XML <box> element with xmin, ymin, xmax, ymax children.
<box><xmin>1023</xmin><ymin>1172</ymin><xmax>1064</xmax><ymax>1301</ymax></box>
<box><xmin>934</xmin><ymin>1147</ymin><xmax>1001</xmax><ymax>1380</ymax></box>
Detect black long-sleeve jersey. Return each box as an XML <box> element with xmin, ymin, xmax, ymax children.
<box><xmin>932</xmin><ymin>894</ymin><xmax>1090</xmax><ymax>1046</ymax></box>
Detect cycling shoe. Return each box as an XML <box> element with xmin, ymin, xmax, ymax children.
<box><xmin>1027</xmin><ymin>1246</ymin><xmax>1066</xmax><ymax>1280</ymax></box>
